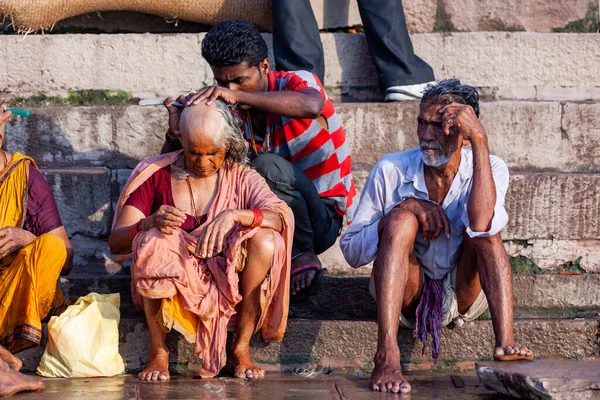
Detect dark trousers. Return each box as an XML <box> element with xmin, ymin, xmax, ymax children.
<box><xmin>253</xmin><ymin>153</ymin><xmax>342</xmax><ymax>258</ymax></box>
<box><xmin>272</xmin><ymin>0</ymin><xmax>435</xmax><ymax>89</ymax></box>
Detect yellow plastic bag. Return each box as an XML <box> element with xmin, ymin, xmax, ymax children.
<box><xmin>36</xmin><ymin>292</ymin><xmax>125</xmax><ymax>378</ymax></box>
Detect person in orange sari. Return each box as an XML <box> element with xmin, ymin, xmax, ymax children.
<box><xmin>0</xmin><ymin>105</ymin><xmax>73</xmax><ymax>395</ymax></box>
<box><xmin>109</xmin><ymin>100</ymin><xmax>293</xmax><ymax>381</ymax></box>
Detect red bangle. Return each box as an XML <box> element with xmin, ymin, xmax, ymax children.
<box><xmin>129</xmin><ymin>219</ymin><xmax>144</xmax><ymax>239</ymax></box>
<box><xmin>248</xmin><ymin>209</ymin><xmax>264</xmax><ymax>230</ymax></box>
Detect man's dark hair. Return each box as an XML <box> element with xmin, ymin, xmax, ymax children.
<box><xmin>420</xmin><ymin>79</ymin><xmax>480</xmax><ymax>118</ymax></box>
<box><xmin>201</xmin><ymin>20</ymin><xmax>268</xmax><ymax>69</ymax></box>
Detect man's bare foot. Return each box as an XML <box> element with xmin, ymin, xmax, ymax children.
<box><xmin>291</xmin><ymin>251</ymin><xmax>321</xmax><ymax>296</ymax></box>
<box><xmin>494</xmin><ymin>345</ymin><xmax>534</xmax><ymax>361</ymax></box>
<box><xmin>138</xmin><ymin>349</ymin><xmax>170</xmax><ymax>382</ymax></box>
<box><xmin>0</xmin><ymin>347</ymin><xmax>22</xmax><ymax>372</ymax></box>
<box><xmin>227</xmin><ymin>345</ymin><xmax>265</xmax><ymax>380</ymax></box>
<box><xmin>371</xmin><ymin>348</ymin><xmax>411</xmax><ymax>393</ymax></box>
<box><xmin>0</xmin><ymin>359</ymin><xmax>45</xmax><ymax>396</ymax></box>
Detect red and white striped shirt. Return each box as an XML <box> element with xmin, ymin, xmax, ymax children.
<box><xmin>239</xmin><ymin>70</ymin><xmax>356</xmax><ymax>219</ymax></box>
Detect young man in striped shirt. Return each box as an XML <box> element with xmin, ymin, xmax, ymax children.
<box><xmin>162</xmin><ymin>20</ymin><xmax>356</xmax><ymax>302</ymax></box>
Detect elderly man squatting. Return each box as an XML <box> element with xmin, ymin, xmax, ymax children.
<box><xmin>340</xmin><ymin>80</ymin><xmax>533</xmax><ymax>394</ymax></box>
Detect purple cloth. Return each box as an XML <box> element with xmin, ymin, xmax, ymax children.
<box><xmin>23</xmin><ymin>166</ymin><xmax>63</xmax><ymax>236</ymax></box>
<box><xmin>413</xmin><ymin>278</ymin><xmax>444</xmax><ymax>363</ymax></box>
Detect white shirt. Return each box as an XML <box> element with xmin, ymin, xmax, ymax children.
<box><xmin>340</xmin><ymin>147</ymin><xmax>509</xmax><ymax>280</ymax></box>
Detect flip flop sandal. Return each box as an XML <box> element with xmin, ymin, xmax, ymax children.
<box><xmin>290</xmin><ymin>265</ymin><xmax>326</xmax><ymax>304</ymax></box>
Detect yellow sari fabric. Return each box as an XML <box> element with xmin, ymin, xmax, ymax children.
<box><xmin>0</xmin><ymin>153</ymin><xmax>66</xmax><ymax>353</ymax></box>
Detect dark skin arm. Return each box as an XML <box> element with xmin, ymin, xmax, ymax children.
<box><xmin>439</xmin><ymin>103</ymin><xmax>496</xmax><ymax>232</ymax></box>
<box><xmin>185</xmin><ymin>86</ymin><xmax>325</xmax><ymax>120</ymax></box>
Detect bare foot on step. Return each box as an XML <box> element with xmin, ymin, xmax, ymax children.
<box><xmin>371</xmin><ymin>348</ymin><xmax>411</xmax><ymax>394</ymax></box>
<box><xmin>0</xmin><ymin>346</ymin><xmax>22</xmax><ymax>372</ymax></box>
<box><xmin>228</xmin><ymin>345</ymin><xmax>265</xmax><ymax>380</ymax></box>
<box><xmin>0</xmin><ymin>359</ymin><xmax>45</xmax><ymax>396</ymax></box>
<box><xmin>138</xmin><ymin>349</ymin><xmax>170</xmax><ymax>381</ymax></box>
<box><xmin>494</xmin><ymin>345</ymin><xmax>534</xmax><ymax>361</ymax></box>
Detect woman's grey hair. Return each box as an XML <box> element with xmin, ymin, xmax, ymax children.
<box><xmin>420</xmin><ymin>79</ymin><xmax>480</xmax><ymax>118</ymax></box>
<box><xmin>213</xmin><ymin>101</ymin><xmax>249</xmax><ymax>164</ymax></box>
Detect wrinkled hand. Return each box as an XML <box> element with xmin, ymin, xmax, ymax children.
<box><xmin>195</xmin><ymin>210</ymin><xmax>238</xmax><ymax>259</ymax></box>
<box><xmin>164</xmin><ymin>95</ymin><xmax>186</xmax><ymax>136</ymax></box>
<box><xmin>185</xmin><ymin>86</ymin><xmax>239</xmax><ymax>106</ymax></box>
<box><xmin>439</xmin><ymin>102</ymin><xmax>486</xmax><ymax>143</ymax></box>
<box><xmin>0</xmin><ymin>227</ymin><xmax>36</xmax><ymax>259</ymax></box>
<box><xmin>397</xmin><ymin>198</ymin><xmax>450</xmax><ymax>240</ymax></box>
<box><xmin>147</xmin><ymin>205</ymin><xmax>186</xmax><ymax>235</ymax></box>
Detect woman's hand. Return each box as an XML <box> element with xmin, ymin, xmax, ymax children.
<box><xmin>0</xmin><ymin>227</ymin><xmax>36</xmax><ymax>259</ymax></box>
<box><xmin>195</xmin><ymin>210</ymin><xmax>239</xmax><ymax>259</ymax></box>
<box><xmin>146</xmin><ymin>205</ymin><xmax>187</xmax><ymax>235</ymax></box>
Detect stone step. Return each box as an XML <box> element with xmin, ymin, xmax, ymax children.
<box><xmin>18</xmin><ymin>317</ymin><xmax>599</xmax><ymax>373</ymax></box>
<box><xmin>4</xmin><ymin>102</ymin><xmax>600</xmax><ymax>172</ymax></box>
<box><xmin>22</xmin><ymin>0</ymin><xmax>596</xmax><ymax>35</ymax></box>
<box><xmin>0</xmin><ymin>33</ymin><xmax>598</xmax><ymax>100</ymax></box>
<box><xmin>59</xmin><ymin>273</ymin><xmax>600</xmax><ymax>321</ymax></box>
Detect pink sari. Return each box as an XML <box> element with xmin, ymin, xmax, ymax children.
<box><xmin>113</xmin><ymin>151</ymin><xmax>293</xmax><ymax>377</ymax></box>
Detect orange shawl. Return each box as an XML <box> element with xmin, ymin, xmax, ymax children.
<box><xmin>113</xmin><ymin>151</ymin><xmax>293</xmax><ymax>377</ymax></box>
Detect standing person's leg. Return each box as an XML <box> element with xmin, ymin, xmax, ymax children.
<box><xmin>253</xmin><ymin>153</ymin><xmax>339</xmax><ymax>299</ymax></box>
<box><xmin>357</xmin><ymin>0</ymin><xmax>435</xmax><ymax>101</ymax></box>
<box><xmin>272</xmin><ymin>0</ymin><xmax>325</xmax><ymax>82</ymax></box>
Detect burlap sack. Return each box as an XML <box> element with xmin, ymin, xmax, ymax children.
<box><xmin>0</xmin><ymin>0</ymin><xmax>271</xmax><ymax>33</ymax></box>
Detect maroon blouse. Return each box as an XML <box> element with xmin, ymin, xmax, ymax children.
<box><xmin>23</xmin><ymin>166</ymin><xmax>63</xmax><ymax>236</ymax></box>
<box><xmin>125</xmin><ymin>167</ymin><xmax>207</xmax><ymax>233</ymax></box>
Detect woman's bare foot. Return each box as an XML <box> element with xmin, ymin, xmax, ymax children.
<box><xmin>494</xmin><ymin>345</ymin><xmax>534</xmax><ymax>361</ymax></box>
<box><xmin>371</xmin><ymin>347</ymin><xmax>411</xmax><ymax>394</ymax></box>
<box><xmin>138</xmin><ymin>349</ymin><xmax>170</xmax><ymax>382</ymax></box>
<box><xmin>291</xmin><ymin>251</ymin><xmax>321</xmax><ymax>296</ymax></box>
<box><xmin>0</xmin><ymin>359</ymin><xmax>45</xmax><ymax>396</ymax></box>
<box><xmin>0</xmin><ymin>346</ymin><xmax>22</xmax><ymax>372</ymax></box>
<box><xmin>228</xmin><ymin>345</ymin><xmax>265</xmax><ymax>380</ymax></box>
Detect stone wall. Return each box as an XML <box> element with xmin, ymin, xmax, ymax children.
<box><xmin>1</xmin><ymin>32</ymin><xmax>599</xmax><ymax>276</ymax></box>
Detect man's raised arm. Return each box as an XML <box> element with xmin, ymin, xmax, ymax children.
<box><xmin>438</xmin><ymin>103</ymin><xmax>497</xmax><ymax>232</ymax></box>
<box><xmin>187</xmin><ymin>85</ymin><xmax>324</xmax><ymax>120</ymax></box>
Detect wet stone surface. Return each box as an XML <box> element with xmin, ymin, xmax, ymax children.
<box><xmin>476</xmin><ymin>360</ymin><xmax>600</xmax><ymax>399</ymax></box>
<box><xmin>11</xmin><ymin>371</ymin><xmax>507</xmax><ymax>399</ymax></box>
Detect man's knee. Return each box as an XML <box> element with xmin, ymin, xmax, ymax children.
<box><xmin>247</xmin><ymin>228</ymin><xmax>276</xmax><ymax>261</ymax></box>
<box><xmin>380</xmin><ymin>208</ymin><xmax>419</xmax><ymax>242</ymax></box>
<box><xmin>253</xmin><ymin>153</ymin><xmax>294</xmax><ymax>184</ymax></box>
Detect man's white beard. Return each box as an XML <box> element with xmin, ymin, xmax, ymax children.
<box><xmin>421</xmin><ymin>151</ymin><xmax>451</xmax><ymax>167</ymax></box>
<box><xmin>420</xmin><ymin>142</ymin><xmax>452</xmax><ymax>167</ymax></box>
